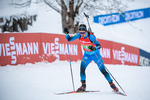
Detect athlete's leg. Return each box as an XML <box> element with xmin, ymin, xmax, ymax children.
<box><xmin>92</xmin><ymin>51</ymin><xmax>112</xmax><ymax>82</ymax></box>
<box><xmin>91</xmin><ymin>51</ymin><xmax>119</xmax><ymax>91</ymax></box>
<box><xmin>80</xmin><ymin>54</ymin><xmax>92</xmax><ymax>83</ymax></box>
<box><xmin>77</xmin><ymin>53</ymin><xmax>92</xmax><ymax>92</ymax></box>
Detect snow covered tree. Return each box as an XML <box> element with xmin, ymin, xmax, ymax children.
<box><xmin>44</xmin><ymin>0</ymin><xmax>82</xmax><ymax>34</ymax></box>
<box><xmin>43</xmin><ymin>0</ymin><xmax>133</xmax><ymax>33</ymax></box>
<box><xmin>0</xmin><ymin>0</ymin><xmax>37</xmax><ymax>32</ymax></box>
<box><xmin>8</xmin><ymin>0</ymin><xmax>133</xmax><ymax>33</ymax></box>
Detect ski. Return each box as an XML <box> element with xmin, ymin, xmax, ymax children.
<box><xmin>54</xmin><ymin>90</ymin><xmax>100</xmax><ymax>95</ymax></box>
<box><xmin>113</xmin><ymin>91</ymin><xmax>127</xmax><ymax>96</ymax></box>
<box><xmin>54</xmin><ymin>90</ymin><xmax>127</xmax><ymax>96</ymax></box>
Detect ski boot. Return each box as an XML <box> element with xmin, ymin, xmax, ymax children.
<box><xmin>109</xmin><ymin>81</ymin><xmax>119</xmax><ymax>92</ymax></box>
<box><xmin>77</xmin><ymin>81</ymin><xmax>86</xmax><ymax>92</ymax></box>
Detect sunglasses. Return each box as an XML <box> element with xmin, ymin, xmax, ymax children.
<box><xmin>79</xmin><ymin>32</ymin><xmax>86</xmax><ymax>34</ymax></box>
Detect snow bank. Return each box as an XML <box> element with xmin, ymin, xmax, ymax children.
<box><xmin>0</xmin><ymin>61</ymin><xmax>150</xmax><ymax>100</ymax></box>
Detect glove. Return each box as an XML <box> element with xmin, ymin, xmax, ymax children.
<box><xmin>89</xmin><ymin>46</ymin><xmax>96</xmax><ymax>51</ymax></box>
<box><xmin>64</xmin><ymin>27</ymin><xmax>69</xmax><ymax>34</ymax></box>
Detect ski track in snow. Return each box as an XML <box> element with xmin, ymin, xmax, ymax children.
<box><xmin>0</xmin><ymin>61</ymin><xmax>150</xmax><ymax>100</ymax></box>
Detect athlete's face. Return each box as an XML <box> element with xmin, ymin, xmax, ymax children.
<box><xmin>79</xmin><ymin>31</ymin><xmax>86</xmax><ymax>37</ymax></box>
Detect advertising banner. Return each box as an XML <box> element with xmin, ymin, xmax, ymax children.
<box><xmin>40</xmin><ymin>33</ymin><xmax>82</xmax><ymax>62</ymax></box>
<box><xmin>97</xmin><ymin>39</ymin><xmax>139</xmax><ymax>65</ymax></box>
<box><xmin>0</xmin><ymin>33</ymin><xmax>41</xmax><ymax>66</ymax></box>
<box><xmin>111</xmin><ymin>42</ymin><xmax>139</xmax><ymax>65</ymax></box>
<box><xmin>0</xmin><ymin>33</ymin><xmax>82</xmax><ymax>66</ymax></box>
<box><xmin>98</xmin><ymin>39</ymin><xmax>113</xmax><ymax>64</ymax></box>
<box><xmin>94</xmin><ymin>7</ymin><xmax>150</xmax><ymax>26</ymax></box>
<box><xmin>0</xmin><ymin>33</ymin><xmax>140</xmax><ymax>66</ymax></box>
<box><xmin>139</xmin><ymin>49</ymin><xmax>150</xmax><ymax>66</ymax></box>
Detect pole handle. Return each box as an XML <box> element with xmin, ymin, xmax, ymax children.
<box><xmin>84</xmin><ymin>13</ymin><xmax>89</xmax><ymax>18</ymax></box>
<box><xmin>83</xmin><ymin>12</ymin><xmax>92</xmax><ymax>32</ymax></box>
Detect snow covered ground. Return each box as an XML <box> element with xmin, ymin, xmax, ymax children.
<box><xmin>0</xmin><ymin>61</ymin><xmax>150</xmax><ymax>100</ymax></box>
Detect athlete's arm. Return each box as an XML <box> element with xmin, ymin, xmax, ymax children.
<box><xmin>89</xmin><ymin>35</ymin><xmax>101</xmax><ymax>50</ymax></box>
<box><xmin>66</xmin><ymin>33</ymin><xmax>81</xmax><ymax>42</ymax></box>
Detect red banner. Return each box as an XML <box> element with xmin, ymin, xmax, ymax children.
<box><xmin>40</xmin><ymin>33</ymin><xmax>82</xmax><ymax>62</ymax></box>
<box><xmin>0</xmin><ymin>33</ymin><xmax>139</xmax><ymax>66</ymax></box>
<box><xmin>98</xmin><ymin>39</ymin><xmax>113</xmax><ymax>64</ymax></box>
<box><xmin>112</xmin><ymin>42</ymin><xmax>139</xmax><ymax>65</ymax></box>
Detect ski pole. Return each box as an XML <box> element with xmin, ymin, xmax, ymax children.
<box><xmin>66</xmin><ymin>39</ymin><xmax>75</xmax><ymax>91</ymax></box>
<box><xmin>95</xmin><ymin>53</ymin><xmax>126</xmax><ymax>93</ymax></box>
<box><xmin>84</xmin><ymin>12</ymin><xmax>92</xmax><ymax>32</ymax></box>
<box><xmin>104</xmin><ymin>66</ymin><xmax>126</xmax><ymax>94</ymax></box>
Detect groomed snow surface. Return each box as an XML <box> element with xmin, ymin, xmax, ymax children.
<box><xmin>0</xmin><ymin>61</ymin><xmax>150</xmax><ymax>100</ymax></box>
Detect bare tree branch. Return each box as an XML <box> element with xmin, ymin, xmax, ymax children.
<box><xmin>43</xmin><ymin>0</ymin><xmax>61</xmax><ymax>14</ymax></box>
<box><xmin>56</xmin><ymin>0</ymin><xmax>61</xmax><ymax>7</ymax></box>
<box><xmin>10</xmin><ymin>0</ymin><xmax>31</xmax><ymax>8</ymax></box>
<box><xmin>61</xmin><ymin>0</ymin><xmax>68</xmax><ymax>14</ymax></box>
<box><xmin>74</xmin><ymin>0</ymin><xmax>83</xmax><ymax>16</ymax></box>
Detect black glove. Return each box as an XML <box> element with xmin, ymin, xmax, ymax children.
<box><xmin>64</xmin><ymin>27</ymin><xmax>69</xmax><ymax>34</ymax></box>
<box><xmin>89</xmin><ymin>46</ymin><xmax>96</xmax><ymax>51</ymax></box>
